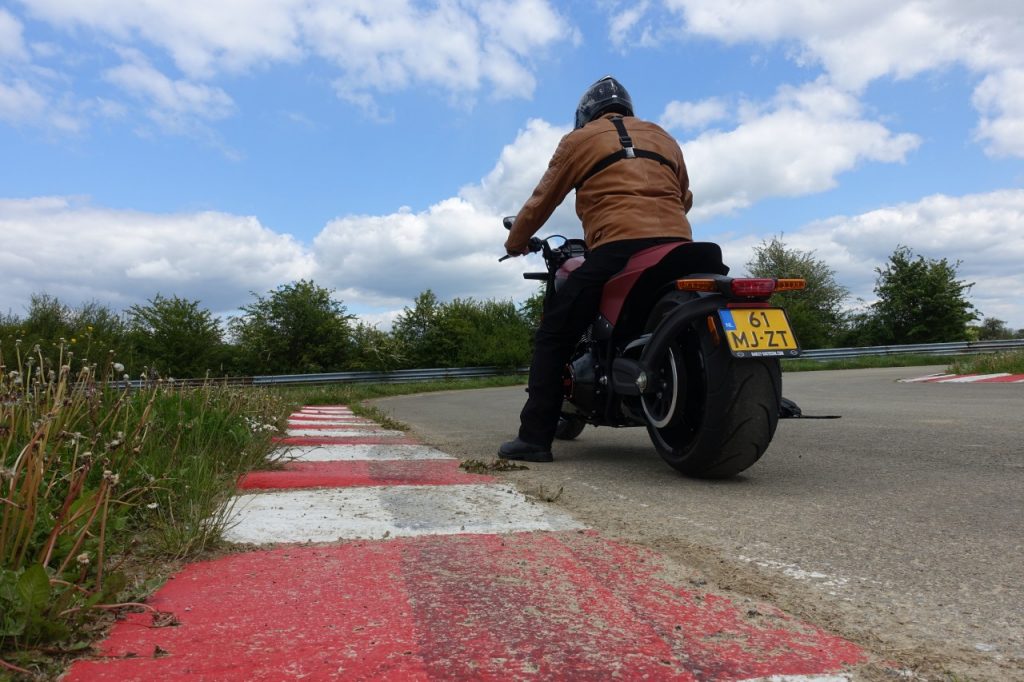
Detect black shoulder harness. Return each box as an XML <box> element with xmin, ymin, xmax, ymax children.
<box><xmin>574</xmin><ymin>117</ymin><xmax>678</xmax><ymax>191</ymax></box>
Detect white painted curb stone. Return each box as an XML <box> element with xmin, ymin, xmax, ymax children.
<box><xmin>285</xmin><ymin>428</ymin><xmax>406</xmax><ymax>438</ymax></box>
<box><xmin>223</xmin><ymin>484</ymin><xmax>584</xmax><ymax>544</ymax></box>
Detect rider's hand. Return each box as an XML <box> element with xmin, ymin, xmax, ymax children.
<box><xmin>504</xmin><ymin>240</ymin><xmax>529</xmax><ymax>257</ymax></box>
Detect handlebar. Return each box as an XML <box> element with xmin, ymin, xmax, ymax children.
<box><xmin>498</xmin><ymin>236</ymin><xmax>544</xmax><ymax>262</ymax></box>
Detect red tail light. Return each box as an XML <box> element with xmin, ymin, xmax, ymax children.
<box><xmin>730</xmin><ymin>278</ymin><xmax>776</xmax><ymax>297</ymax></box>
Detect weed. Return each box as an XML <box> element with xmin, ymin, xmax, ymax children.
<box><xmin>525</xmin><ymin>484</ymin><xmax>565</xmax><ymax>503</ymax></box>
<box><xmin>0</xmin><ymin>341</ymin><xmax>283</xmax><ymax>675</ymax></box>
<box><xmin>460</xmin><ymin>458</ymin><xmax>529</xmax><ymax>474</ymax></box>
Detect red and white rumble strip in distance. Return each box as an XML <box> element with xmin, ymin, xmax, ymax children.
<box><xmin>899</xmin><ymin>372</ymin><xmax>1024</xmax><ymax>383</ymax></box>
<box><xmin>65</xmin><ymin>405</ymin><xmax>870</xmax><ymax>681</ymax></box>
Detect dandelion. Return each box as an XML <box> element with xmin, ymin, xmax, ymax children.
<box><xmin>71</xmin><ymin>338</ymin><xmax>77</xmax><ymax>344</ymax></box>
<box><xmin>102</xmin><ymin>470</ymin><xmax>120</xmax><ymax>486</ymax></box>
<box><xmin>113</xmin><ymin>362</ymin><xmax>125</xmax><ymax>373</ymax></box>
<box><xmin>147</xmin><ymin>502</ymin><xmax>159</xmax><ymax>510</ymax></box>
<box><xmin>77</xmin><ymin>553</ymin><xmax>90</xmax><ymax>566</ymax></box>
<box><xmin>123</xmin><ymin>374</ymin><xmax>130</xmax><ymax>381</ymax></box>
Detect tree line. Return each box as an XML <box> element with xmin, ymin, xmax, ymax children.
<box><xmin>1</xmin><ymin>242</ymin><xmax>1017</xmax><ymax>379</ymax></box>
<box><xmin>0</xmin><ymin>281</ymin><xmax>542</xmax><ymax>379</ymax></box>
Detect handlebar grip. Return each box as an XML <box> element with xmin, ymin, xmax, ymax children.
<box><xmin>523</xmin><ymin>273</ymin><xmax>548</xmax><ymax>280</ymax></box>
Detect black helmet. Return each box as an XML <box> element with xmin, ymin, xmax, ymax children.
<box><xmin>574</xmin><ymin>76</ymin><xmax>634</xmax><ymax>129</ymax></box>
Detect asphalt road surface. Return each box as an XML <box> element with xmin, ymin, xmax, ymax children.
<box><xmin>372</xmin><ymin>366</ymin><xmax>1023</xmax><ymax>680</ymax></box>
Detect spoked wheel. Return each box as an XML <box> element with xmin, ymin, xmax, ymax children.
<box><xmin>643</xmin><ymin>292</ymin><xmax>782</xmax><ymax>478</ymax></box>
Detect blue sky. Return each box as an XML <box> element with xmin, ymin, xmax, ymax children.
<box><xmin>2</xmin><ymin>0</ymin><xmax>1023</xmax><ymax>330</ymax></box>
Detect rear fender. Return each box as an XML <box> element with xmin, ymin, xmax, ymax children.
<box><xmin>611</xmin><ymin>294</ymin><xmax>725</xmax><ymax>396</ymax></box>
<box><xmin>599</xmin><ymin>241</ymin><xmax>728</xmax><ymax>331</ymax></box>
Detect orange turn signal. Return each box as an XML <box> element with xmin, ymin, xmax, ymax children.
<box><xmin>676</xmin><ymin>279</ymin><xmax>718</xmax><ymax>292</ymax></box>
<box><xmin>775</xmin><ymin>278</ymin><xmax>807</xmax><ymax>291</ymax></box>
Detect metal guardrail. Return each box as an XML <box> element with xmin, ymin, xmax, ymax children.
<box><xmin>120</xmin><ymin>339</ymin><xmax>1022</xmax><ymax>389</ymax></box>
<box><xmin>251</xmin><ymin>366</ymin><xmax>518</xmax><ymax>386</ymax></box>
<box><xmin>794</xmin><ymin>338</ymin><xmax>1024</xmax><ymax>361</ymax></box>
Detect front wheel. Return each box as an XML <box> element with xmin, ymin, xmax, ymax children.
<box><xmin>554</xmin><ymin>415</ymin><xmax>586</xmax><ymax>440</ymax></box>
<box><xmin>642</xmin><ymin>292</ymin><xmax>782</xmax><ymax>478</ymax></box>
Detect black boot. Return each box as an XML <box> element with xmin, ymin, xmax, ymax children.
<box><xmin>498</xmin><ymin>438</ymin><xmax>553</xmax><ymax>462</ymax></box>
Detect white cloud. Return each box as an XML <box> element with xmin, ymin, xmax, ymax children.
<box><xmin>719</xmin><ymin>189</ymin><xmax>1024</xmax><ymax>327</ymax></box>
<box><xmin>0</xmin><ymin>79</ymin><xmax>46</xmax><ymax>124</ymax></box>
<box><xmin>0</xmin><ymin>77</ymin><xmax>86</xmax><ymax>132</ymax></box>
<box><xmin>19</xmin><ymin>0</ymin><xmax>305</xmax><ymax>79</ymax></box>
<box><xmin>626</xmin><ymin>0</ymin><xmax>1024</xmax><ymax>158</ymax></box>
<box><xmin>461</xmin><ymin>118</ymin><xmax>568</xmax><ymax>216</ymax></box>
<box><xmin>18</xmin><ymin>0</ymin><xmax>573</xmax><ymax>104</ymax></box>
<box><xmin>313</xmin><ymin>118</ymin><xmax>574</xmax><ymax>311</ymax></box>
<box><xmin>3</xmin><ymin>184</ymin><xmax>1022</xmax><ymax>331</ymax></box>
<box><xmin>0</xmin><ymin>8</ymin><xmax>28</xmax><ymax>61</ymax></box>
<box><xmin>0</xmin><ymin>118</ymin><xmax>568</xmax><ymax>325</ymax></box>
<box><xmin>680</xmin><ymin>81</ymin><xmax>921</xmax><ymax>219</ymax></box>
<box><xmin>608</xmin><ymin>2</ymin><xmax>651</xmax><ymax>50</ymax></box>
<box><xmin>972</xmin><ymin>68</ymin><xmax>1024</xmax><ymax>158</ymax></box>
<box><xmin>660</xmin><ymin>97</ymin><xmax>728</xmax><ymax>132</ymax></box>
<box><xmin>662</xmin><ymin>0</ymin><xmax>1023</xmax><ymax>87</ymax></box>
<box><xmin>104</xmin><ymin>54</ymin><xmax>235</xmax><ymax>132</ymax></box>
<box><xmin>0</xmin><ymin>197</ymin><xmax>315</xmax><ymax>315</ymax></box>
<box><xmin>302</xmin><ymin>0</ymin><xmax>572</xmax><ymax>104</ymax></box>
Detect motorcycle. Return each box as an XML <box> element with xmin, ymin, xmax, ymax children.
<box><xmin>502</xmin><ymin>216</ymin><xmax>804</xmax><ymax>478</ymax></box>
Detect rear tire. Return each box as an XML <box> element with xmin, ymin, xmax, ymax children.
<box><xmin>642</xmin><ymin>292</ymin><xmax>782</xmax><ymax>478</ymax></box>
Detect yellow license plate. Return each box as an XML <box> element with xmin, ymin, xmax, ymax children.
<box><xmin>718</xmin><ymin>308</ymin><xmax>800</xmax><ymax>357</ymax></box>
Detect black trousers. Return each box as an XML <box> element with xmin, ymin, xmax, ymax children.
<box><xmin>518</xmin><ymin>237</ymin><xmax>683</xmax><ymax>446</ymax></box>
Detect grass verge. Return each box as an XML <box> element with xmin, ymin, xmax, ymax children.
<box><xmin>948</xmin><ymin>350</ymin><xmax>1024</xmax><ymax>375</ymax></box>
<box><xmin>782</xmin><ymin>354</ymin><xmax>963</xmax><ymax>372</ymax></box>
<box><xmin>0</xmin><ymin>346</ymin><xmax>287</xmax><ymax>678</ymax></box>
<box><xmin>784</xmin><ymin>350</ymin><xmax>1024</xmax><ymax>374</ymax></box>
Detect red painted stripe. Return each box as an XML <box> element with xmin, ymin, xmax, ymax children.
<box><xmin>66</xmin><ymin>545</ymin><xmax>427</xmax><ymax>680</ymax></box>
<box><xmin>286</xmin><ymin>423</ymin><xmax>383</xmax><ymax>430</ymax></box>
<box><xmin>273</xmin><ymin>435</ymin><xmax>420</xmax><ymax>446</ymax></box>
<box><xmin>401</xmin><ymin>532</ymin><xmax>864</xmax><ymax>679</ymax></box>
<box><xmin>66</xmin><ymin>534</ymin><xmax>863</xmax><ymax>681</ymax></box>
<box><xmin>288</xmin><ymin>413</ymin><xmax>368</xmax><ymax>419</ymax></box>
<box><xmin>975</xmin><ymin>374</ymin><xmax>1024</xmax><ymax>382</ymax></box>
<box><xmin>238</xmin><ymin>459</ymin><xmax>494</xmax><ymax>489</ymax></box>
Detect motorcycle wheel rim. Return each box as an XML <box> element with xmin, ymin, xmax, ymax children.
<box><xmin>642</xmin><ymin>348</ymin><xmax>679</xmax><ymax>429</ymax></box>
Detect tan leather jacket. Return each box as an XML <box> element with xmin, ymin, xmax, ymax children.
<box><xmin>506</xmin><ymin>113</ymin><xmax>693</xmax><ymax>254</ymax></box>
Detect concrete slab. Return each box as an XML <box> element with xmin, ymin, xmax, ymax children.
<box><xmin>222</xmin><ymin>484</ymin><xmax>584</xmax><ymax>543</ymax></box>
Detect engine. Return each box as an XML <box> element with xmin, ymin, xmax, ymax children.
<box><xmin>564</xmin><ymin>348</ymin><xmax>600</xmax><ymax>416</ymax></box>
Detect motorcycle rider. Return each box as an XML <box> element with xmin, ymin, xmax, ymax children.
<box><xmin>500</xmin><ymin>76</ymin><xmax>695</xmax><ymax>462</ymax></box>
